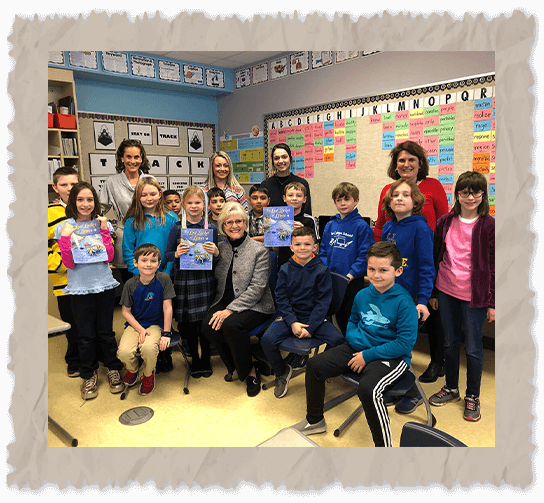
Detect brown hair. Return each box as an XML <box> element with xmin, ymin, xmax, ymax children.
<box><xmin>52</xmin><ymin>166</ymin><xmax>78</xmax><ymax>185</ymax></box>
<box><xmin>387</xmin><ymin>140</ymin><xmax>429</xmax><ymax>181</ymax></box>
<box><xmin>332</xmin><ymin>182</ymin><xmax>359</xmax><ymax>201</ymax></box>
<box><xmin>115</xmin><ymin>139</ymin><xmax>150</xmax><ymax>174</ymax></box>
<box><xmin>367</xmin><ymin>241</ymin><xmax>403</xmax><ymax>270</ymax></box>
<box><xmin>65</xmin><ymin>181</ymin><xmax>101</xmax><ymax>221</ymax></box>
<box><xmin>284</xmin><ymin>181</ymin><xmax>306</xmax><ymax>196</ymax></box>
<box><xmin>134</xmin><ymin>243</ymin><xmax>161</xmax><ymax>262</ymax></box>
<box><xmin>291</xmin><ymin>226</ymin><xmax>317</xmax><ymax>244</ymax></box>
<box><xmin>452</xmin><ymin>171</ymin><xmax>490</xmax><ymax>217</ymax></box>
<box><xmin>270</xmin><ymin>143</ymin><xmax>292</xmax><ymax>174</ymax></box>
<box><xmin>123</xmin><ymin>177</ymin><xmax>167</xmax><ymax>230</ymax></box>
<box><xmin>382</xmin><ymin>179</ymin><xmax>426</xmax><ymax>220</ymax></box>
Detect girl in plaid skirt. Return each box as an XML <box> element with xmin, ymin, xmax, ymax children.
<box><xmin>165</xmin><ymin>186</ymin><xmax>219</xmax><ymax>378</ymax></box>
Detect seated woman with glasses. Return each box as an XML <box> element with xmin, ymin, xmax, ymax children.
<box><xmin>201</xmin><ymin>202</ymin><xmax>275</xmax><ymax>397</ymax></box>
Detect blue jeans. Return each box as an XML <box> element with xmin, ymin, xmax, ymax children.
<box><xmin>438</xmin><ymin>290</ymin><xmax>487</xmax><ymax>397</ymax></box>
<box><xmin>261</xmin><ymin>318</ymin><xmax>344</xmax><ymax>378</ymax></box>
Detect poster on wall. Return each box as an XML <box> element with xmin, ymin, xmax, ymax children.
<box><xmin>69</xmin><ymin>51</ymin><xmax>98</xmax><ymax>70</ymax></box>
<box><xmin>311</xmin><ymin>51</ymin><xmax>333</xmax><ymax>69</ymax></box>
<box><xmin>167</xmin><ymin>156</ymin><xmax>190</xmax><ymax>175</ymax></box>
<box><xmin>159</xmin><ymin>59</ymin><xmax>181</xmax><ymax>82</ymax></box>
<box><xmin>131</xmin><ymin>54</ymin><xmax>155</xmax><ymax>79</ymax></box>
<box><xmin>187</xmin><ymin>128</ymin><xmax>204</xmax><ymax>154</ymax></box>
<box><xmin>127</xmin><ymin>123</ymin><xmax>152</xmax><ymax>145</ymax></box>
<box><xmin>48</xmin><ymin>51</ymin><xmax>64</xmax><ymax>65</ymax></box>
<box><xmin>147</xmin><ymin>155</ymin><xmax>167</xmax><ymax>174</ymax></box>
<box><xmin>102</xmin><ymin>51</ymin><xmax>129</xmax><ymax>74</ymax></box>
<box><xmin>192</xmin><ymin>176</ymin><xmax>208</xmax><ymax>187</ymax></box>
<box><xmin>235</xmin><ymin>68</ymin><xmax>251</xmax><ymax>89</ymax></box>
<box><xmin>169</xmin><ymin>177</ymin><xmax>191</xmax><ymax>193</ymax></box>
<box><xmin>252</xmin><ymin>62</ymin><xmax>269</xmax><ymax>85</ymax></box>
<box><xmin>157</xmin><ymin>126</ymin><xmax>180</xmax><ymax>147</ymax></box>
<box><xmin>89</xmin><ymin>153</ymin><xmax>116</xmax><ymax>175</ymax></box>
<box><xmin>335</xmin><ymin>51</ymin><xmax>360</xmax><ymax>64</ymax></box>
<box><xmin>93</xmin><ymin>122</ymin><xmax>115</xmax><ymax>150</ymax></box>
<box><xmin>270</xmin><ymin>57</ymin><xmax>288</xmax><ymax>80</ymax></box>
<box><xmin>190</xmin><ymin>157</ymin><xmax>210</xmax><ymax>175</ymax></box>
<box><xmin>206</xmin><ymin>68</ymin><xmax>225</xmax><ymax>88</ymax></box>
<box><xmin>183</xmin><ymin>65</ymin><xmax>204</xmax><ymax>85</ymax></box>
<box><xmin>290</xmin><ymin>52</ymin><xmax>309</xmax><ymax>75</ymax></box>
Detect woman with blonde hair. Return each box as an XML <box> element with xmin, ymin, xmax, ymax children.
<box><xmin>203</xmin><ymin>151</ymin><xmax>249</xmax><ymax>211</ymax></box>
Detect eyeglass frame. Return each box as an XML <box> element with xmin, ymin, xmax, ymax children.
<box><xmin>457</xmin><ymin>190</ymin><xmax>484</xmax><ymax>199</ymax></box>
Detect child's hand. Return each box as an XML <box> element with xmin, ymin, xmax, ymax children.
<box><xmin>60</xmin><ymin>222</ymin><xmax>75</xmax><ymax>237</ymax></box>
<box><xmin>429</xmin><ymin>298</ymin><xmax>438</xmax><ymax>310</ymax></box>
<box><xmin>291</xmin><ymin>322</ymin><xmax>309</xmax><ymax>338</ymax></box>
<box><xmin>299</xmin><ymin>328</ymin><xmax>311</xmax><ymax>338</ymax></box>
<box><xmin>416</xmin><ymin>304</ymin><xmax>430</xmax><ymax>321</ymax></box>
<box><xmin>175</xmin><ymin>243</ymin><xmax>190</xmax><ymax>259</ymax></box>
<box><xmin>348</xmin><ymin>352</ymin><xmax>366</xmax><ymax>373</ymax></box>
<box><xmin>487</xmin><ymin>308</ymin><xmax>495</xmax><ymax>323</ymax></box>
<box><xmin>138</xmin><ymin>328</ymin><xmax>151</xmax><ymax>344</ymax></box>
<box><xmin>203</xmin><ymin>242</ymin><xmax>219</xmax><ymax>257</ymax></box>
<box><xmin>293</xmin><ymin>221</ymin><xmax>303</xmax><ymax>229</ymax></box>
<box><xmin>97</xmin><ymin>215</ymin><xmax>108</xmax><ymax>230</ymax></box>
<box><xmin>158</xmin><ymin>336</ymin><xmax>170</xmax><ymax>351</ymax></box>
<box><xmin>346</xmin><ymin>273</ymin><xmax>354</xmax><ymax>283</ymax></box>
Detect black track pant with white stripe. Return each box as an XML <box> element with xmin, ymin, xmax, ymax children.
<box><xmin>305</xmin><ymin>341</ymin><xmax>408</xmax><ymax>447</ymax></box>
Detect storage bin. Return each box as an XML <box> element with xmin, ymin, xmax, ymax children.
<box><xmin>53</xmin><ymin>113</ymin><xmax>77</xmax><ymax>129</ymax></box>
<box><xmin>48</xmin><ymin>113</ymin><xmax>54</xmax><ymax>128</ymax></box>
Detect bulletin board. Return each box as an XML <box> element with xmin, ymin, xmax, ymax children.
<box><xmin>264</xmin><ymin>73</ymin><xmax>495</xmax><ymax>221</ymax></box>
<box><xmin>78</xmin><ymin>112</ymin><xmax>216</xmax><ymax>195</ymax></box>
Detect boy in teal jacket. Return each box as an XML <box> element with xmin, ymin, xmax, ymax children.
<box><xmin>293</xmin><ymin>241</ymin><xmax>418</xmax><ymax>447</ymax></box>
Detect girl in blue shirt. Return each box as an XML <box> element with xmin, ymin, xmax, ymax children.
<box><xmin>55</xmin><ymin>182</ymin><xmax>124</xmax><ymax>403</ymax></box>
<box><xmin>122</xmin><ymin>177</ymin><xmax>178</xmax><ymax>276</ymax></box>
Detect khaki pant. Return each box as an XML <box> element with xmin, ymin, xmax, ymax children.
<box><xmin>117</xmin><ymin>325</ymin><xmax>162</xmax><ymax>377</ymax></box>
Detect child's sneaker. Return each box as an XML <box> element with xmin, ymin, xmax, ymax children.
<box><xmin>123</xmin><ymin>368</ymin><xmax>139</xmax><ymax>386</ymax></box>
<box><xmin>463</xmin><ymin>395</ymin><xmax>481</xmax><ymax>422</ymax></box>
<box><xmin>429</xmin><ymin>386</ymin><xmax>460</xmax><ymax>406</ymax></box>
<box><xmin>80</xmin><ymin>371</ymin><xmax>98</xmax><ymax>401</ymax></box>
<box><xmin>139</xmin><ymin>371</ymin><xmax>155</xmax><ymax>395</ymax></box>
<box><xmin>67</xmin><ymin>366</ymin><xmax>80</xmax><ymax>378</ymax></box>
<box><xmin>291</xmin><ymin>354</ymin><xmax>309</xmax><ymax>372</ymax></box>
<box><xmin>105</xmin><ymin>368</ymin><xmax>125</xmax><ymax>394</ymax></box>
<box><xmin>292</xmin><ymin>417</ymin><xmax>327</xmax><ymax>436</ymax></box>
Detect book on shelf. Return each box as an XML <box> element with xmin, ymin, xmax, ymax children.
<box><xmin>178</xmin><ymin>228</ymin><xmax>214</xmax><ymax>270</ymax></box>
<box><xmin>58</xmin><ymin>95</ymin><xmax>75</xmax><ymax>115</ymax></box>
<box><xmin>263</xmin><ymin>206</ymin><xmax>294</xmax><ymax>247</ymax></box>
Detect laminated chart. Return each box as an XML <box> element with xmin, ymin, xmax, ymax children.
<box><xmin>264</xmin><ymin>74</ymin><xmax>495</xmax><ymax>218</ymax></box>
<box><xmin>220</xmin><ymin>133</ymin><xmax>265</xmax><ymax>184</ymax></box>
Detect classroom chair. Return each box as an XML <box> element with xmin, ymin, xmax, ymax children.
<box><xmin>323</xmin><ymin>319</ymin><xmax>436</xmax><ymax>439</ymax></box>
<box><xmin>399</xmin><ymin>422</ymin><xmax>466</xmax><ymax>447</ymax></box>
<box><xmin>261</xmin><ymin>271</ymin><xmax>349</xmax><ymax>391</ymax></box>
<box><xmin>168</xmin><ymin>331</ymin><xmax>192</xmax><ymax>394</ymax></box>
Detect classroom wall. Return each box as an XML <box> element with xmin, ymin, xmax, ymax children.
<box><xmin>217</xmin><ymin>52</ymin><xmax>495</xmax><ymax>136</ymax></box>
<box><xmin>74</xmin><ymin>75</ymin><xmax>219</xmax><ymax>124</ymax></box>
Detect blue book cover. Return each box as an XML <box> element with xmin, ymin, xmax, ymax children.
<box><xmin>70</xmin><ymin>220</ymin><xmax>109</xmax><ymax>264</ymax></box>
<box><xmin>179</xmin><ymin>228</ymin><xmax>214</xmax><ymax>270</ymax></box>
<box><xmin>263</xmin><ymin>206</ymin><xmax>294</xmax><ymax>247</ymax></box>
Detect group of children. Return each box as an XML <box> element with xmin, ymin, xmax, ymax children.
<box><xmin>49</xmin><ymin>160</ymin><xmax>494</xmax><ymax>445</ymax></box>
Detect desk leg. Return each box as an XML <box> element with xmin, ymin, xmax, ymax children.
<box><xmin>48</xmin><ymin>415</ymin><xmax>78</xmax><ymax>447</ymax></box>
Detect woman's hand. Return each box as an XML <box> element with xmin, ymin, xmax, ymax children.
<box><xmin>209</xmin><ymin>309</ymin><xmax>233</xmax><ymax>330</ymax></box>
<box><xmin>429</xmin><ymin>298</ymin><xmax>438</xmax><ymax>310</ymax></box>
<box><xmin>158</xmin><ymin>336</ymin><xmax>171</xmax><ymax>351</ymax></box>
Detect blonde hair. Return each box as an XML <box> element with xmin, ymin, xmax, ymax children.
<box><xmin>207</xmin><ymin>152</ymin><xmax>243</xmax><ymax>191</ymax></box>
<box><xmin>123</xmin><ymin>177</ymin><xmax>168</xmax><ymax>230</ymax></box>
<box><xmin>180</xmin><ymin>185</ymin><xmax>208</xmax><ymax>229</ymax></box>
<box><xmin>216</xmin><ymin>201</ymin><xmax>249</xmax><ymax>236</ymax></box>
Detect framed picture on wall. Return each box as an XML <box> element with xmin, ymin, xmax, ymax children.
<box><xmin>206</xmin><ymin>68</ymin><xmax>225</xmax><ymax>88</ymax></box>
<box><xmin>167</xmin><ymin>156</ymin><xmax>190</xmax><ymax>175</ymax></box>
<box><xmin>290</xmin><ymin>52</ymin><xmax>309</xmax><ymax>75</ymax></box>
<box><xmin>252</xmin><ymin>62</ymin><xmax>269</xmax><ymax>85</ymax></box>
<box><xmin>93</xmin><ymin>122</ymin><xmax>115</xmax><ymax>150</ymax></box>
<box><xmin>235</xmin><ymin>68</ymin><xmax>251</xmax><ymax>89</ymax></box>
<box><xmin>270</xmin><ymin>56</ymin><xmax>288</xmax><ymax>80</ymax></box>
<box><xmin>146</xmin><ymin>155</ymin><xmax>167</xmax><ymax>174</ymax></box>
<box><xmin>190</xmin><ymin>157</ymin><xmax>209</xmax><ymax>175</ymax></box>
<box><xmin>311</xmin><ymin>51</ymin><xmax>333</xmax><ymax>69</ymax></box>
<box><xmin>187</xmin><ymin>128</ymin><xmax>204</xmax><ymax>154</ymax></box>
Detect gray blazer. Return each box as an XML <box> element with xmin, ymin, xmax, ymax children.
<box><xmin>212</xmin><ymin>235</ymin><xmax>275</xmax><ymax>315</ymax></box>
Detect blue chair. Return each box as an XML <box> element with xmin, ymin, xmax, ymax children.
<box><xmin>400</xmin><ymin>422</ymin><xmax>466</xmax><ymax>447</ymax></box>
<box><xmin>261</xmin><ymin>271</ymin><xmax>349</xmax><ymax>390</ymax></box>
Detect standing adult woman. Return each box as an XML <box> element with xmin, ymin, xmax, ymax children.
<box><xmin>259</xmin><ymin>143</ymin><xmax>312</xmax><ymax>214</ymax></box>
<box><xmin>203</xmin><ymin>152</ymin><xmax>249</xmax><ymax>212</ymax></box>
<box><xmin>374</xmin><ymin>141</ymin><xmax>449</xmax><ymax>412</ymax></box>
<box><xmin>99</xmin><ymin>139</ymin><xmax>154</xmax><ymax>284</ymax></box>
<box><xmin>201</xmin><ymin>202</ymin><xmax>275</xmax><ymax>397</ymax></box>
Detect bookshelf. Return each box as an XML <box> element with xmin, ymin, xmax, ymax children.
<box><xmin>48</xmin><ymin>67</ymin><xmax>83</xmax><ymax>200</ymax></box>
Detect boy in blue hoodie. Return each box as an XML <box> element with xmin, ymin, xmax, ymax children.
<box><xmin>293</xmin><ymin>241</ymin><xmax>418</xmax><ymax>447</ymax></box>
<box><xmin>319</xmin><ymin>182</ymin><xmax>374</xmax><ymax>335</ymax></box>
<box><xmin>261</xmin><ymin>227</ymin><xmax>344</xmax><ymax>398</ymax></box>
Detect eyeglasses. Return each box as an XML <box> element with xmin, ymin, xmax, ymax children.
<box><xmin>224</xmin><ymin>219</ymin><xmax>245</xmax><ymax>227</ymax></box>
<box><xmin>458</xmin><ymin>190</ymin><xmax>484</xmax><ymax>199</ymax></box>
